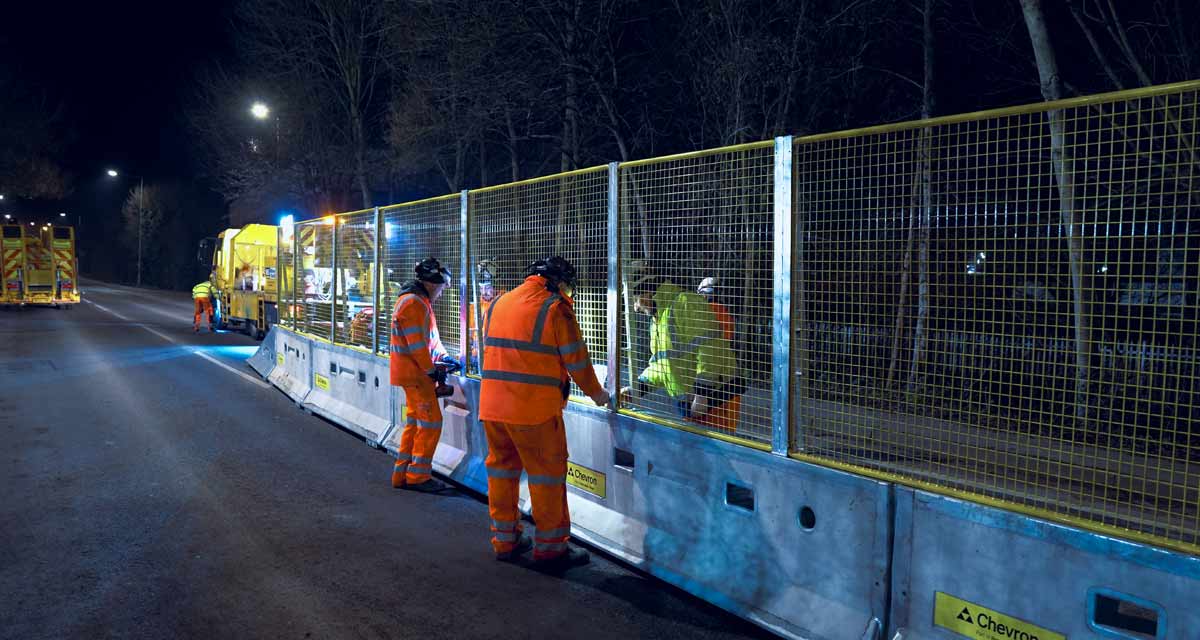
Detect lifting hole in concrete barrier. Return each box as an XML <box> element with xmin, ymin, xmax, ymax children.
<box><xmin>358</xmin><ymin>371</ymin><xmax>366</xmax><ymax>384</ymax></box>
<box><xmin>329</xmin><ymin>362</ymin><xmax>337</xmax><ymax>374</ymax></box>
<box><xmin>799</xmin><ymin>506</ymin><xmax>816</xmax><ymax>530</ymax></box>
<box><xmin>374</xmin><ymin>376</ymin><xmax>379</xmax><ymax>388</ymax></box>
<box><xmin>614</xmin><ymin>447</ymin><xmax>635</xmax><ymax>472</ymax></box>
<box><xmin>1088</xmin><ymin>588</ymin><xmax>1162</xmax><ymax>640</ymax></box>
<box><xmin>725</xmin><ymin>483</ymin><xmax>755</xmax><ymax>512</ymax></box>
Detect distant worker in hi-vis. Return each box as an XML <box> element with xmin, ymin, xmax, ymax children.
<box><xmin>468</xmin><ymin>259</ymin><xmax>507</xmax><ymax>370</ymax></box>
<box><xmin>478</xmin><ymin>256</ymin><xmax>609</xmax><ymax>570</ymax></box>
<box><xmin>389</xmin><ymin>257</ymin><xmax>462</xmax><ymax>493</ymax></box>
<box><xmin>192</xmin><ymin>277</ymin><xmax>215</xmax><ymax>333</ymax></box>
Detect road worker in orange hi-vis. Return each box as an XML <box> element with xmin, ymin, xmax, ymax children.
<box><xmin>389</xmin><ymin>257</ymin><xmax>462</xmax><ymax>493</ymax></box>
<box><xmin>478</xmin><ymin>256</ymin><xmax>609</xmax><ymax>569</ymax></box>
<box><xmin>192</xmin><ymin>277</ymin><xmax>215</xmax><ymax>333</ymax></box>
<box><xmin>468</xmin><ymin>259</ymin><xmax>506</xmax><ymax>371</ymax></box>
<box><xmin>696</xmin><ymin>276</ymin><xmax>742</xmax><ymax>433</ymax></box>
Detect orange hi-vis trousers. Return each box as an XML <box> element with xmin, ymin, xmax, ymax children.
<box><xmin>391</xmin><ymin>378</ymin><xmax>443</xmax><ymax>486</ymax></box>
<box><xmin>193</xmin><ymin>297</ymin><xmax>214</xmax><ymax>330</ymax></box>
<box><xmin>483</xmin><ymin>416</ymin><xmax>571</xmax><ymax>560</ymax></box>
<box><xmin>692</xmin><ymin>395</ymin><xmax>742</xmax><ymax>435</ymax></box>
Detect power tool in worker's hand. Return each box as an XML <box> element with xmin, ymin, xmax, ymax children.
<box><xmin>430</xmin><ymin>356</ymin><xmax>463</xmax><ymax>398</ymax></box>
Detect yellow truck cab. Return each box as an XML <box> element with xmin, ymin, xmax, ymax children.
<box><xmin>200</xmin><ymin>224</ymin><xmax>278</xmax><ymax>339</ymax></box>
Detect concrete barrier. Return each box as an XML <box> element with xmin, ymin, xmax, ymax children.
<box><xmin>303</xmin><ymin>340</ymin><xmax>392</xmax><ymax>446</ymax></box>
<box><xmin>247</xmin><ymin>327</ymin><xmax>277</xmax><ymax>379</ymax></box>
<box><xmin>269</xmin><ymin>327</ymin><xmax>312</xmax><ymax>404</ymax></box>
<box><xmin>248</xmin><ymin>329</ymin><xmax>1198</xmax><ymax>640</ymax></box>
<box><xmin>889</xmin><ymin>487</ymin><xmax>1200</xmax><ymax>640</ymax></box>
<box><xmin>559</xmin><ymin>402</ymin><xmax>891</xmax><ymax>640</ymax></box>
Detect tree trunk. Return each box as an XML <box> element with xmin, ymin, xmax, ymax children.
<box><xmin>1021</xmin><ymin>0</ymin><xmax>1092</xmax><ymax>421</ymax></box>
<box><xmin>904</xmin><ymin>0</ymin><xmax>935</xmax><ymax>396</ymax></box>
<box><xmin>351</xmin><ymin>108</ymin><xmax>371</xmax><ymax>208</ymax></box>
<box><xmin>505</xmin><ymin>105</ymin><xmax>520</xmax><ymax>182</ymax></box>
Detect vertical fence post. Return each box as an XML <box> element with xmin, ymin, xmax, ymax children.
<box><xmin>371</xmin><ymin>206</ymin><xmax>381</xmax><ymax>355</ymax></box>
<box><xmin>292</xmin><ymin>224</ymin><xmax>299</xmax><ymax>331</ymax></box>
<box><xmin>459</xmin><ymin>190</ymin><xmax>470</xmax><ymax>367</ymax></box>
<box><xmin>772</xmin><ymin>136</ymin><xmax>793</xmax><ymax>455</ymax></box>
<box><xmin>607</xmin><ymin>162</ymin><xmax>620</xmax><ymax>408</ymax></box>
<box><xmin>276</xmin><ymin>224</ymin><xmax>283</xmax><ymax>331</ymax></box>
<box><xmin>330</xmin><ymin>218</ymin><xmax>338</xmax><ymax>344</ymax></box>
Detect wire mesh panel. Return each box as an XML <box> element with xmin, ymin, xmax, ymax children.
<box><xmin>333</xmin><ymin>210</ymin><xmax>376</xmax><ymax>347</ymax></box>
<box><xmin>378</xmin><ymin>195</ymin><xmax>462</xmax><ymax>357</ymax></box>
<box><xmin>468</xmin><ymin>167</ymin><xmax>609</xmax><ymax>400</ymax></box>
<box><xmin>278</xmin><ymin>226</ymin><xmax>295</xmax><ymax>329</ymax></box>
<box><xmin>618</xmin><ymin>142</ymin><xmax>775</xmax><ymax>445</ymax></box>
<box><xmin>793</xmin><ymin>82</ymin><xmax>1200</xmax><ymax>554</ymax></box>
<box><xmin>294</xmin><ymin>219</ymin><xmax>334</xmax><ymax>338</ymax></box>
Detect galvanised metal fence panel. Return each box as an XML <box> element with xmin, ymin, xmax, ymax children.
<box><xmin>618</xmin><ymin>141</ymin><xmax>776</xmax><ymax>447</ymax></box>
<box><xmin>331</xmin><ymin>209</ymin><xmax>376</xmax><ymax>348</ymax></box>
<box><xmin>467</xmin><ymin>166</ymin><xmax>609</xmax><ymax>401</ymax></box>
<box><xmin>791</xmin><ymin>80</ymin><xmax>1200</xmax><ymax>555</ymax></box>
<box><xmin>293</xmin><ymin>218</ymin><xmax>334</xmax><ymax>340</ymax></box>
<box><xmin>377</xmin><ymin>195</ymin><xmax>463</xmax><ymax>358</ymax></box>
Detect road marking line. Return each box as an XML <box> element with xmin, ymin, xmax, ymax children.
<box><xmin>85</xmin><ymin>299</ymin><xmax>270</xmax><ymax>389</ymax></box>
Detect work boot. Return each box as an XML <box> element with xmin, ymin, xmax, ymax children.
<box><xmin>495</xmin><ymin>535</ymin><xmax>533</xmax><ymax>562</ymax></box>
<box><xmin>532</xmin><ymin>547</ymin><xmax>590</xmax><ymax>573</ymax></box>
<box><xmin>390</xmin><ymin>466</ymin><xmax>406</xmax><ymax>489</ymax></box>
<box><xmin>402</xmin><ymin>477</ymin><xmax>450</xmax><ymax>493</ymax></box>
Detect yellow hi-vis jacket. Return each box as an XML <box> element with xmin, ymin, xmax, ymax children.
<box><xmin>638</xmin><ymin>282</ymin><xmax>735</xmax><ymax>398</ymax></box>
<box><xmin>192</xmin><ymin>281</ymin><xmax>214</xmax><ymax>299</ymax></box>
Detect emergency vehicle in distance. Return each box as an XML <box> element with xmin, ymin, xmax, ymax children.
<box><xmin>198</xmin><ymin>223</ymin><xmax>278</xmax><ymax>339</ymax></box>
<box><xmin>1</xmin><ymin>222</ymin><xmax>80</xmax><ymax>308</ymax></box>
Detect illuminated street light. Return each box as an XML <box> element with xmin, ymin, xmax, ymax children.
<box><xmin>251</xmin><ymin>102</ymin><xmax>270</xmax><ymax>120</ymax></box>
<box><xmin>59</xmin><ymin>212</ymin><xmax>67</xmax><ymax>218</ymax></box>
<box><xmin>0</xmin><ymin>194</ymin><xmax>5</xmax><ymax>200</ymax></box>
<box><xmin>3</xmin><ymin>214</ymin><xmax>9</xmax><ymax>220</ymax></box>
<box><xmin>106</xmin><ymin>168</ymin><xmax>146</xmax><ymax>287</ymax></box>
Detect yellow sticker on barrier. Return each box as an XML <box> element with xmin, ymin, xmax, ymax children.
<box><xmin>566</xmin><ymin>461</ymin><xmax>606</xmax><ymax>498</ymax></box>
<box><xmin>934</xmin><ymin>592</ymin><xmax>1065</xmax><ymax>640</ymax></box>
<box><xmin>314</xmin><ymin>373</ymin><xmax>329</xmax><ymax>391</ymax></box>
<box><xmin>276</xmin><ymin>353</ymin><xmax>284</xmax><ymax>366</ymax></box>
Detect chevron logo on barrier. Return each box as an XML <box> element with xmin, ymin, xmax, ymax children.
<box><xmin>957</xmin><ymin>607</ymin><xmax>974</xmax><ymax>624</ymax></box>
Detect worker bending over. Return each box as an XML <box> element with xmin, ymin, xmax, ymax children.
<box><xmin>623</xmin><ymin>266</ymin><xmax>742</xmax><ymax>434</ymax></box>
<box><xmin>192</xmin><ymin>278</ymin><xmax>215</xmax><ymax>333</ymax></box>
<box><xmin>478</xmin><ymin>257</ymin><xmax>609</xmax><ymax>569</ymax></box>
<box><xmin>389</xmin><ymin>257</ymin><xmax>461</xmax><ymax>493</ymax></box>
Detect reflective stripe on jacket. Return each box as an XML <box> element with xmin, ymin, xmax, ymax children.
<box><xmin>192</xmin><ymin>281</ymin><xmax>214</xmax><ymax>299</ymax></box>
<box><xmin>478</xmin><ymin>275</ymin><xmax>603</xmax><ymax>424</ymax></box>
<box><xmin>639</xmin><ymin>282</ymin><xmax>734</xmax><ymax>398</ymax></box>
<box><xmin>389</xmin><ymin>286</ymin><xmax>448</xmax><ymax>387</ymax></box>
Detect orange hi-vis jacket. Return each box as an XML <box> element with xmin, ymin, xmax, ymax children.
<box><xmin>389</xmin><ymin>286</ymin><xmax>449</xmax><ymax>387</ymax></box>
<box><xmin>479</xmin><ymin>275</ymin><xmax>603</xmax><ymax>424</ymax></box>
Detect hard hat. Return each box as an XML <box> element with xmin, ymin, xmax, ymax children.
<box><xmin>526</xmin><ymin>256</ymin><xmax>577</xmax><ymax>289</ymax></box>
<box><xmin>415</xmin><ymin>257</ymin><xmax>451</xmax><ymax>284</ymax></box>
<box><xmin>476</xmin><ymin>258</ymin><xmax>497</xmax><ymax>286</ymax></box>
<box><xmin>697</xmin><ymin>276</ymin><xmax>718</xmax><ymax>295</ymax></box>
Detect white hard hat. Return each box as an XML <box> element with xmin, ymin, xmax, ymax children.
<box><xmin>697</xmin><ymin>277</ymin><xmax>718</xmax><ymax>295</ymax></box>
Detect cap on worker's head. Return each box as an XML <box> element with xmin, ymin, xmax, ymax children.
<box><xmin>476</xmin><ymin>258</ymin><xmax>497</xmax><ymax>286</ymax></box>
<box><xmin>526</xmin><ymin>256</ymin><xmax>577</xmax><ymax>289</ymax></box>
<box><xmin>697</xmin><ymin>276</ymin><xmax>718</xmax><ymax>296</ymax></box>
<box><xmin>415</xmin><ymin>257</ymin><xmax>451</xmax><ymax>284</ymax></box>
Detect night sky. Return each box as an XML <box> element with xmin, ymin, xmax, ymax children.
<box><xmin>1</xmin><ymin>1</ymin><xmax>233</xmax><ymax>222</ymax></box>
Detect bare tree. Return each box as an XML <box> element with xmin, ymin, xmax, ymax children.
<box><xmin>1020</xmin><ymin>0</ymin><xmax>1092</xmax><ymax>422</ymax></box>
<box><xmin>235</xmin><ymin>0</ymin><xmax>393</xmax><ymax>208</ymax></box>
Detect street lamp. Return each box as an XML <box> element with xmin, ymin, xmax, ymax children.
<box><xmin>106</xmin><ymin>168</ymin><xmax>146</xmax><ymax>287</ymax></box>
<box><xmin>251</xmin><ymin>102</ymin><xmax>270</xmax><ymax>120</ymax></box>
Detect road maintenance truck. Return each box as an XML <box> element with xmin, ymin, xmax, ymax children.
<box><xmin>1</xmin><ymin>224</ymin><xmax>78</xmax><ymax>308</ymax></box>
<box><xmin>199</xmin><ymin>223</ymin><xmax>278</xmax><ymax>339</ymax></box>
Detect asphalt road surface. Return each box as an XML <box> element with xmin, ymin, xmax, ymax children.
<box><xmin>0</xmin><ymin>279</ymin><xmax>774</xmax><ymax>640</ymax></box>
